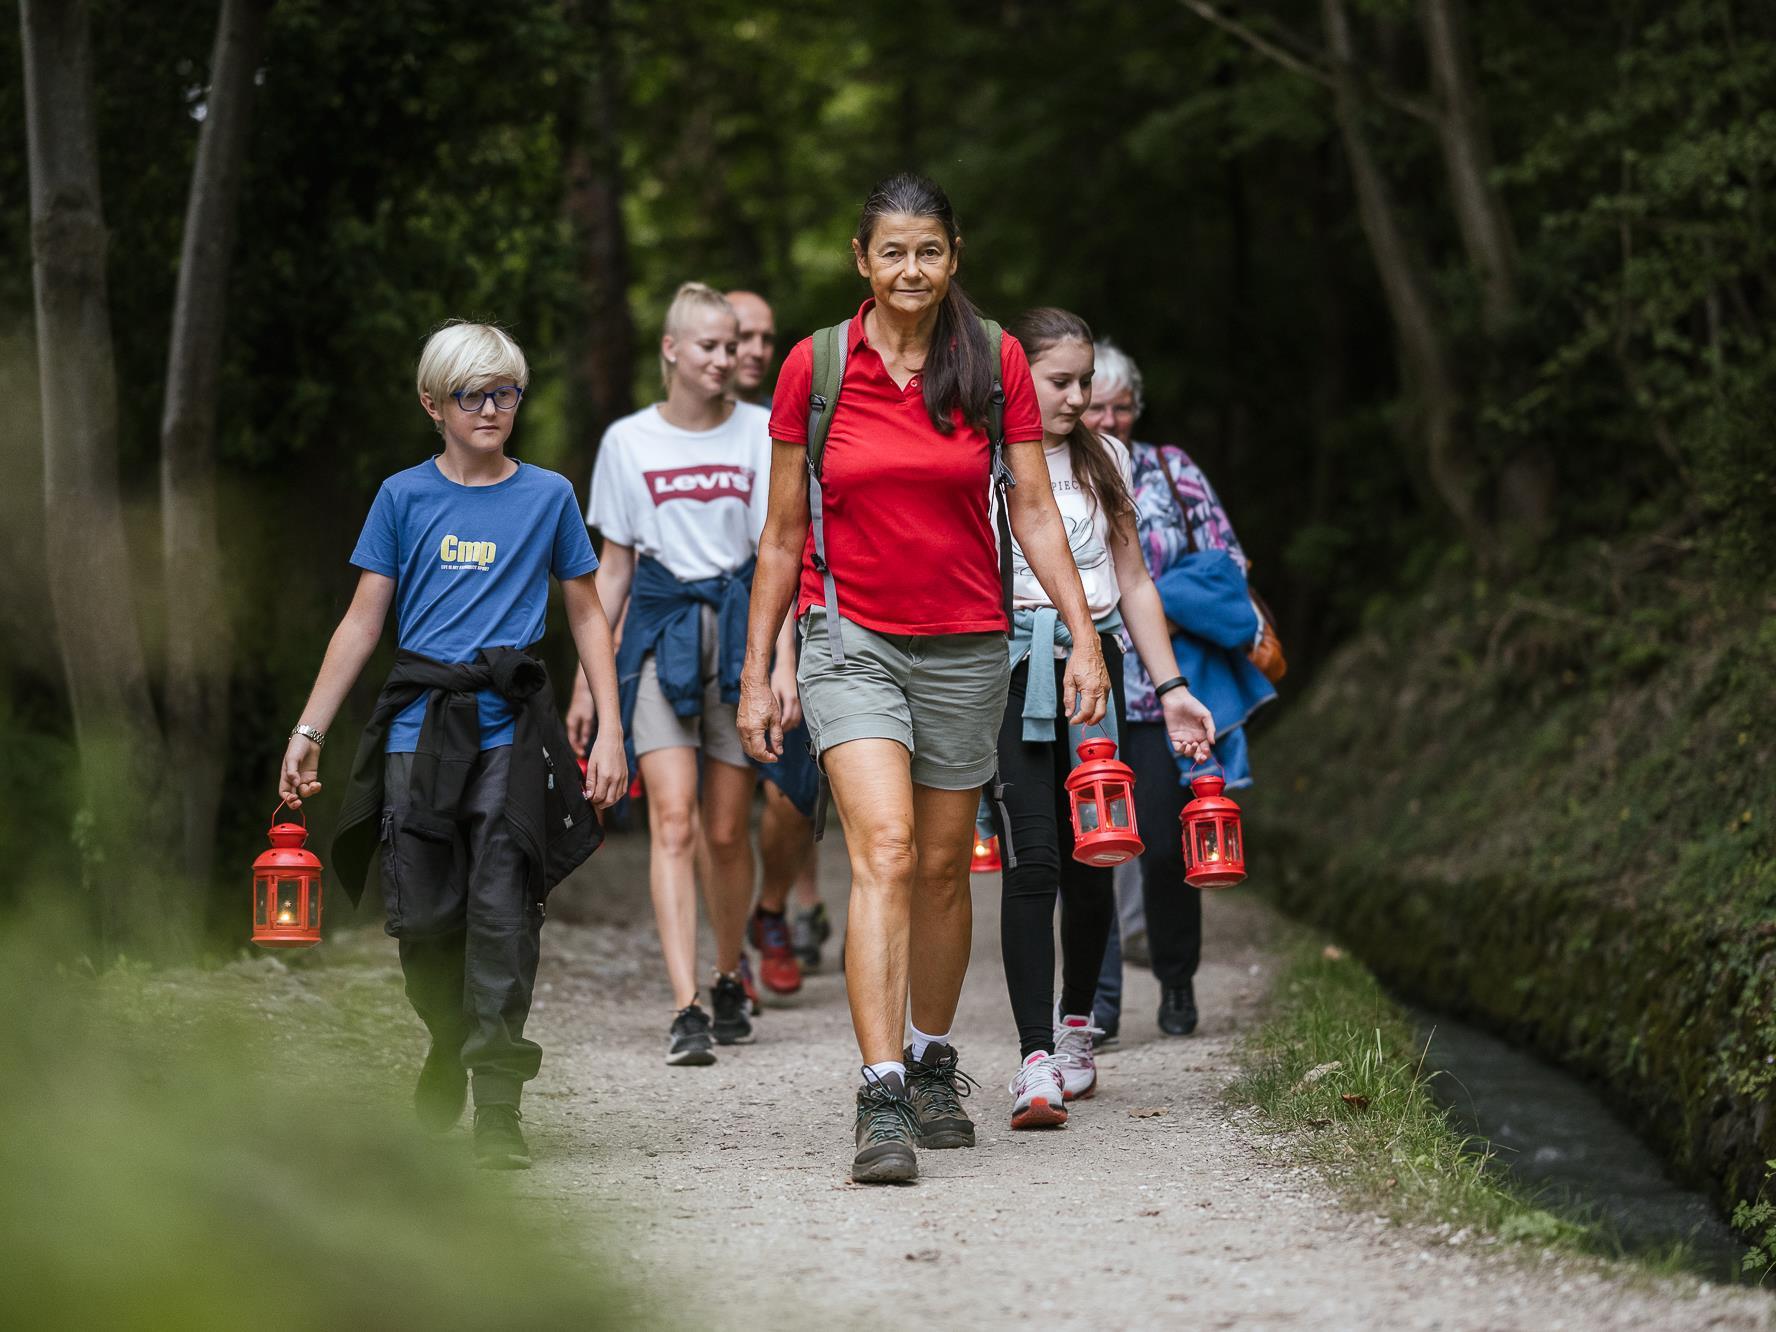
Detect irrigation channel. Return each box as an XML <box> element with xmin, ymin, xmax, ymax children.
<box><xmin>1411</xmin><ymin>1009</ymin><xmax>1747</xmax><ymax>1278</ymax></box>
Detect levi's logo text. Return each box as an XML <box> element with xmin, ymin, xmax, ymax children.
<box><xmin>438</xmin><ymin>534</ymin><xmax>497</xmax><ymax>570</ymax></box>
<box><xmin>644</xmin><ymin>465</ymin><xmax>754</xmax><ymax>506</ymax></box>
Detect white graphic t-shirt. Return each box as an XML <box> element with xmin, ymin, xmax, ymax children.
<box><xmin>586</xmin><ymin>402</ymin><xmax>772</xmax><ymax>581</ymax></box>
<box><xmin>1010</xmin><ymin>433</ymin><xmax>1133</xmax><ymax>620</ymax></box>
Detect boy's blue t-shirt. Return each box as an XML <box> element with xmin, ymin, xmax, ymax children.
<box><xmin>350</xmin><ymin>459</ymin><xmax>599</xmax><ymax>753</ymax></box>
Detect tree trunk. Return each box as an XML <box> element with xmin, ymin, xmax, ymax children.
<box><xmin>161</xmin><ymin>0</ymin><xmax>273</xmax><ymax>907</ymax></box>
<box><xmin>561</xmin><ymin>0</ymin><xmax>635</xmax><ymax>490</ymax></box>
<box><xmin>1321</xmin><ymin>0</ymin><xmax>1493</xmax><ymax>563</ymax></box>
<box><xmin>1421</xmin><ymin>0</ymin><xmax>1552</xmax><ymax>554</ymax></box>
<box><xmin>1420</xmin><ymin>0</ymin><xmax>1517</xmax><ymax>336</ymax></box>
<box><xmin>21</xmin><ymin>0</ymin><xmax>175</xmax><ymax>952</ymax></box>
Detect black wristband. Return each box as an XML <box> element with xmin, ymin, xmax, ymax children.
<box><xmin>1154</xmin><ymin>675</ymin><xmax>1189</xmax><ymax>698</ymax></box>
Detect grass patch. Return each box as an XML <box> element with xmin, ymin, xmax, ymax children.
<box><xmin>0</xmin><ymin>911</ymin><xmax>646</xmax><ymax>1330</ymax></box>
<box><xmin>1229</xmin><ymin>940</ymin><xmax>1593</xmax><ymax>1249</ymax></box>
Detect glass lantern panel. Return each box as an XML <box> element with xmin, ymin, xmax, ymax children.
<box><xmin>1077</xmin><ymin>795</ymin><xmax>1100</xmax><ymax>832</ymax></box>
<box><xmin>275</xmin><ymin>879</ymin><xmax>302</xmax><ymax>927</ymax></box>
<box><xmin>1224</xmin><ymin>821</ymin><xmax>1241</xmax><ymax>862</ymax></box>
<box><xmin>307</xmin><ymin>887</ymin><xmax>321</xmax><ymax>929</ymax></box>
<box><xmin>255</xmin><ymin>878</ymin><xmax>268</xmax><ymax>926</ymax></box>
<box><xmin>1196</xmin><ymin>824</ymin><xmax>1220</xmax><ymax>864</ymax></box>
<box><xmin>1107</xmin><ymin>794</ymin><xmax>1129</xmax><ymax>828</ymax></box>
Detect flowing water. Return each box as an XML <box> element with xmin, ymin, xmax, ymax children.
<box><xmin>1412</xmin><ymin>1009</ymin><xmax>1748</xmax><ymax>1279</ymax></box>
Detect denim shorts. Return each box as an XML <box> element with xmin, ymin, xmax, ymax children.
<box><xmin>796</xmin><ymin>610</ymin><xmax>1010</xmax><ymax>790</ymax></box>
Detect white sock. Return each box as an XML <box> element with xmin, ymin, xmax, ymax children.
<box><xmin>863</xmin><ymin>1059</ymin><xmax>906</xmax><ymax>1089</ymax></box>
<box><xmin>908</xmin><ymin>1024</ymin><xmax>951</xmax><ymax>1063</ymax></box>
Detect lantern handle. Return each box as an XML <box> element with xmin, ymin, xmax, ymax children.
<box><xmin>271</xmin><ymin>799</ymin><xmax>307</xmax><ymax>829</ymax></box>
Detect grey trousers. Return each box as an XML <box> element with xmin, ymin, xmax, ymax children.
<box><xmin>380</xmin><ymin>747</ymin><xmax>543</xmax><ymax>1105</ymax></box>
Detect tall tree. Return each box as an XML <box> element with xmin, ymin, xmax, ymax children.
<box><xmin>560</xmin><ymin>0</ymin><xmax>635</xmax><ymax>481</ymax></box>
<box><xmin>161</xmin><ymin>0</ymin><xmax>274</xmax><ymax>896</ymax></box>
<box><xmin>20</xmin><ymin>0</ymin><xmax>174</xmax><ymax>949</ymax></box>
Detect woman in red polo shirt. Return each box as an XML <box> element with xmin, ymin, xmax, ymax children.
<box><xmin>737</xmin><ymin>173</ymin><xmax>1108</xmax><ymax>1185</ymax></box>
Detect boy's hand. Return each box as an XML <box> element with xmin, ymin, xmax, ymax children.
<box><xmin>583</xmin><ymin>732</ymin><xmax>627</xmax><ymax>810</ymax></box>
<box><xmin>1161</xmin><ymin>687</ymin><xmax>1216</xmax><ymax>765</ymax></box>
<box><xmin>565</xmin><ymin>683</ymin><xmax>595</xmax><ymax>755</ymax></box>
<box><xmin>280</xmin><ymin>735</ymin><xmax>322</xmax><ymax>808</ymax></box>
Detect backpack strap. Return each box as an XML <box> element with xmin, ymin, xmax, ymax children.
<box><xmin>806</xmin><ymin>322</ymin><xmax>851</xmax><ymax>665</ymax></box>
<box><xmin>981</xmin><ymin>318</ymin><xmax>1014</xmax><ymax>630</ymax></box>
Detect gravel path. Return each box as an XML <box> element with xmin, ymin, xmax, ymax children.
<box><xmin>512</xmin><ymin>823</ymin><xmax>1771</xmax><ymax>1330</ymax></box>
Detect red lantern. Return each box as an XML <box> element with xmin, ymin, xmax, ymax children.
<box><xmin>1065</xmin><ymin>737</ymin><xmax>1144</xmax><ymax>867</ymax></box>
<box><xmin>252</xmin><ymin>802</ymin><xmax>323</xmax><ymax>948</ymax></box>
<box><xmin>971</xmin><ymin>833</ymin><xmax>1003</xmax><ymax>874</ymax></box>
<box><xmin>1181</xmin><ymin>774</ymin><xmax>1245</xmax><ymax>889</ymax></box>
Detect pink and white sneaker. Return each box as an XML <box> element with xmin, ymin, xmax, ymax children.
<box><xmin>1052</xmin><ymin>1014</ymin><xmax>1103</xmax><ymax>1101</ymax></box>
<box><xmin>1009</xmin><ymin>1052</ymin><xmax>1068</xmax><ymax>1129</ymax></box>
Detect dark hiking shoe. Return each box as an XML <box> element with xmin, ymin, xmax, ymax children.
<box><xmin>792</xmin><ymin>902</ymin><xmax>832</xmax><ymax>971</ymax></box>
<box><xmin>472</xmin><ymin>1104</ymin><xmax>532</xmax><ymax>1170</ymax></box>
<box><xmin>853</xmin><ymin>1070</ymin><xmax>919</xmax><ymax>1184</ymax></box>
<box><xmin>1092</xmin><ymin>1011</ymin><xmax>1121</xmax><ymax>1050</ymax></box>
<box><xmin>667</xmin><ymin>1003</ymin><xmax>717</xmax><ymax>1066</ymax></box>
<box><xmin>904</xmin><ymin>1042</ymin><xmax>980</xmax><ymax>1149</ymax></box>
<box><xmin>414</xmin><ymin>1041</ymin><xmax>468</xmax><ymax>1132</ymax></box>
<box><xmin>711</xmin><ymin>972</ymin><xmax>755</xmax><ymax>1046</ymax></box>
<box><xmin>1158</xmin><ymin>982</ymin><xmax>1199</xmax><ymax>1036</ymax></box>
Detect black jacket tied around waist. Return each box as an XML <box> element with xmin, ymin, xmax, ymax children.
<box><xmin>331</xmin><ymin>646</ymin><xmax>602</xmax><ymax>906</ymax></box>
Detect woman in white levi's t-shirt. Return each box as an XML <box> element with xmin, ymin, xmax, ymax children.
<box><xmin>564</xmin><ymin>282</ymin><xmax>799</xmax><ymax>1066</ymax></box>
<box><xmin>992</xmin><ymin>307</ymin><xmax>1216</xmax><ymax>1133</ymax></box>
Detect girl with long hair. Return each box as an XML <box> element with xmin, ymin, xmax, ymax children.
<box><xmin>993</xmin><ymin>308</ymin><xmax>1214</xmax><ymax>1130</ymax></box>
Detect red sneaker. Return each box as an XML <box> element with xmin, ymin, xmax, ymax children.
<box><xmin>747</xmin><ymin>907</ymin><xmax>804</xmax><ymax>995</ymax></box>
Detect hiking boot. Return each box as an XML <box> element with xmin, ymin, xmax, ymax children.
<box><xmin>1051</xmin><ymin>1015</ymin><xmax>1103</xmax><ymax>1101</ymax></box>
<box><xmin>667</xmin><ymin>1003</ymin><xmax>717</xmax><ymax>1066</ymax></box>
<box><xmin>1092</xmin><ymin>1009</ymin><xmax>1121</xmax><ymax>1051</ymax></box>
<box><xmin>413</xmin><ymin>1040</ymin><xmax>468</xmax><ymax>1132</ymax></box>
<box><xmin>472</xmin><ymin>1104</ymin><xmax>532</xmax><ymax>1170</ymax></box>
<box><xmin>852</xmin><ymin>1070</ymin><xmax>919</xmax><ymax>1183</ymax></box>
<box><xmin>736</xmin><ymin>955</ymin><xmax>762</xmax><ymax>1015</ymax></box>
<box><xmin>904</xmin><ymin>1042</ymin><xmax>979</xmax><ymax>1149</ymax></box>
<box><xmin>748</xmin><ymin>907</ymin><xmax>804</xmax><ymax>996</ymax></box>
<box><xmin>711</xmin><ymin>972</ymin><xmax>755</xmax><ymax>1045</ymax></box>
<box><xmin>1158</xmin><ymin>982</ymin><xmax>1199</xmax><ymax>1036</ymax></box>
<box><xmin>1008</xmin><ymin>1052</ymin><xmax>1068</xmax><ymax>1130</ymax></box>
<box><xmin>792</xmin><ymin>902</ymin><xmax>832</xmax><ymax>971</ymax></box>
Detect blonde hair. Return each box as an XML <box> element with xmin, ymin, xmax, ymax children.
<box><xmin>416</xmin><ymin>320</ymin><xmax>530</xmax><ymax>415</ymax></box>
<box><xmin>659</xmin><ymin>282</ymin><xmax>736</xmax><ymax>388</ymax></box>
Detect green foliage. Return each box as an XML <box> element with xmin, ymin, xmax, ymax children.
<box><xmin>0</xmin><ymin>915</ymin><xmax>641</xmax><ymax>1329</ymax></box>
<box><xmin>1732</xmin><ymin>1161</ymin><xmax>1776</xmax><ymax>1280</ymax></box>
<box><xmin>1232</xmin><ymin>939</ymin><xmax>1592</xmax><ymax>1248</ymax></box>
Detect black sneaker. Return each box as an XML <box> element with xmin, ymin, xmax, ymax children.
<box><xmin>792</xmin><ymin>902</ymin><xmax>832</xmax><ymax>971</ymax></box>
<box><xmin>413</xmin><ymin>1040</ymin><xmax>468</xmax><ymax>1132</ymax></box>
<box><xmin>1158</xmin><ymin>982</ymin><xmax>1199</xmax><ymax>1036</ymax></box>
<box><xmin>852</xmin><ymin>1070</ymin><xmax>919</xmax><ymax>1184</ymax></box>
<box><xmin>904</xmin><ymin>1042</ymin><xmax>979</xmax><ymax>1149</ymax></box>
<box><xmin>667</xmin><ymin>1003</ymin><xmax>717</xmax><ymax>1066</ymax></box>
<box><xmin>472</xmin><ymin>1104</ymin><xmax>532</xmax><ymax>1170</ymax></box>
<box><xmin>711</xmin><ymin>972</ymin><xmax>755</xmax><ymax>1046</ymax></box>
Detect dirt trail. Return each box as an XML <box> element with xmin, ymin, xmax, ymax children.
<box><xmin>514</xmin><ymin>824</ymin><xmax>1770</xmax><ymax>1330</ymax></box>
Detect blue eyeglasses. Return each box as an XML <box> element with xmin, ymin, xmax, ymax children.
<box><xmin>451</xmin><ymin>385</ymin><xmax>524</xmax><ymax>412</ymax></box>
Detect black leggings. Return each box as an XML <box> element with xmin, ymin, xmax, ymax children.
<box><xmin>993</xmin><ymin>636</ymin><xmax>1127</xmax><ymax>1061</ymax></box>
<box><xmin>1124</xmin><ymin>721</ymin><xmax>1202</xmax><ymax>987</ymax></box>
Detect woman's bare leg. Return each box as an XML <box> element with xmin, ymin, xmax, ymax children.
<box><xmin>906</xmin><ymin>783</ymin><xmax>981</xmax><ymax>1035</ymax></box>
<box><xmin>640</xmin><ymin>746</ymin><xmax>702</xmax><ymax>1009</ymax></box>
<box><xmin>757</xmin><ymin>782</ymin><xmax>814</xmax><ymax>914</ymax></box>
<box><xmin>700</xmin><ymin>758</ymin><xmax>759</xmax><ymax>975</ymax></box>
<box><xmin>823</xmin><ymin>739</ymin><xmax>918</xmax><ymax>1065</ymax></box>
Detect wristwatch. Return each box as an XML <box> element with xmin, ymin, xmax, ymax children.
<box><xmin>291</xmin><ymin>723</ymin><xmax>327</xmax><ymax>748</ymax></box>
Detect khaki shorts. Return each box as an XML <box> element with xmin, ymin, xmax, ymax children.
<box><xmin>797</xmin><ymin>610</ymin><xmax>1010</xmax><ymax>790</ymax></box>
<box><xmin>631</xmin><ymin>607</ymin><xmax>749</xmax><ymax>769</ymax></box>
